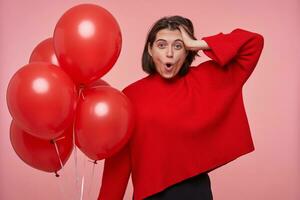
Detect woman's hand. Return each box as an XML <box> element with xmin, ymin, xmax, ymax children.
<box><xmin>178</xmin><ymin>26</ymin><xmax>210</xmax><ymax>51</ymax></box>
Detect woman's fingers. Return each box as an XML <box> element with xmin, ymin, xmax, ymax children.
<box><xmin>178</xmin><ymin>26</ymin><xmax>197</xmax><ymax>50</ymax></box>
<box><xmin>178</xmin><ymin>26</ymin><xmax>190</xmax><ymax>39</ymax></box>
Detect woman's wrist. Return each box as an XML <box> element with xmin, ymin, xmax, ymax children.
<box><xmin>188</xmin><ymin>40</ymin><xmax>210</xmax><ymax>51</ymax></box>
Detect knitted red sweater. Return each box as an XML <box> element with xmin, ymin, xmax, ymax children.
<box><xmin>98</xmin><ymin>28</ymin><xmax>264</xmax><ymax>200</ymax></box>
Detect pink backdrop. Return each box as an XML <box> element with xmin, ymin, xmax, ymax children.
<box><xmin>1</xmin><ymin>0</ymin><xmax>299</xmax><ymax>199</ymax></box>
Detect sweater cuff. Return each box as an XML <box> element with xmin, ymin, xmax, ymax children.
<box><xmin>201</xmin><ymin>31</ymin><xmax>239</xmax><ymax>67</ymax></box>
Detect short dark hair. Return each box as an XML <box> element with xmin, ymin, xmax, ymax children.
<box><xmin>142</xmin><ymin>15</ymin><xmax>199</xmax><ymax>76</ymax></box>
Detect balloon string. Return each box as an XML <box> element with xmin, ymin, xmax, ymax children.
<box><xmin>78</xmin><ymin>85</ymin><xmax>85</xmax><ymax>100</ymax></box>
<box><xmin>52</xmin><ymin>139</ymin><xmax>64</xmax><ymax>174</ymax></box>
<box><xmin>52</xmin><ymin>139</ymin><xmax>70</xmax><ymax>200</ymax></box>
<box><xmin>87</xmin><ymin>160</ymin><xmax>98</xmax><ymax>199</ymax></box>
<box><xmin>72</xmin><ymin>122</ymin><xmax>80</xmax><ymax>199</ymax></box>
<box><xmin>73</xmin><ymin>86</ymin><xmax>83</xmax><ymax>199</ymax></box>
<box><xmin>79</xmin><ymin>158</ymin><xmax>87</xmax><ymax>200</ymax></box>
<box><xmin>80</xmin><ymin>175</ymin><xmax>85</xmax><ymax>200</ymax></box>
<box><xmin>81</xmin><ymin>92</ymin><xmax>85</xmax><ymax>100</ymax></box>
<box><xmin>89</xmin><ymin>85</ymin><xmax>108</xmax><ymax>89</ymax></box>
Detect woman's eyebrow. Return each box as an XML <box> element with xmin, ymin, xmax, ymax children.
<box><xmin>155</xmin><ymin>39</ymin><xmax>167</xmax><ymax>43</ymax></box>
<box><xmin>155</xmin><ymin>39</ymin><xmax>184</xmax><ymax>43</ymax></box>
<box><xmin>174</xmin><ymin>39</ymin><xmax>184</xmax><ymax>43</ymax></box>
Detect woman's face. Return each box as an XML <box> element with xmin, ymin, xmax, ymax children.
<box><xmin>148</xmin><ymin>28</ymin><xmax>187</xmax><ymax>79</ymax></box>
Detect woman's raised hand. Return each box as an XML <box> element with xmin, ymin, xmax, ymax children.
<box><xmin>178</xmin><ymin>26</ymin><xmax>210</xmax><ymax>51</ymax></box>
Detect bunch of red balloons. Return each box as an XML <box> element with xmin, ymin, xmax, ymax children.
<box><xmin>6</xmin><ymin>4</ymin><xmax>134</xmax><ymax>174</ymax></box>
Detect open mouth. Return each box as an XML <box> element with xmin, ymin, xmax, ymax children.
<box><xmin>166</xmin><ymin>63</ymin><xmax>172</xmax><ymax>68</ymax></box>
<box><xmin>165</xmin><ymin>62</ymin><xmax>174</xmax><ymax>71</ymax></box>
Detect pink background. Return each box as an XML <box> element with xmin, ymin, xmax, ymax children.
<box><xmin>1</xmin><ymin>0</ymin><xmax>299</xmax><ymax>199</ymax></box>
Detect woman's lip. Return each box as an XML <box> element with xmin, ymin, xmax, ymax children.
<box><xmin>164</xmin><ymin>64</ymin><xmax>174</xmax><ymax>71</ymax></box>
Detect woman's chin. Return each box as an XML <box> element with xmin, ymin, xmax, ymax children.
<box><xmin>156</xmin><ymin>66</ymin><xmax>180</xmax><ymax>79</ymax></box>
<box><xmin>160</xmin><ymin>72</ymin><xmax>177</xmax><ymax>79</ymax></box>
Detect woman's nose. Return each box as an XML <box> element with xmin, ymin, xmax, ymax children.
<box><xmin>166</xmin><ymin>46</ymin><xmax>174</xmax><ymax>58</ymax></box>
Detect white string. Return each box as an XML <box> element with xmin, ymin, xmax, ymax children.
<box><xmin>73</xmin><ymin>87</ymin><xmax>83</xmax><ymax>200</ymax></box>
<box><xmin>53</xmin><ymin>139</ymin><xmax>65</xmax><ymax>171</ymax></box>
<box><xmin>81</xmin><ymin>92</ymin><xmax>85</xmax><ymax>100</ymax></box>
<box><xmin>80</xmin><ymin>175</ymin><xmax>85</xmax><ymax>200</ymax></box>
<box><xmin>73</xmin><ymin>126</ymin><xmax>80</xmax><ymax>199</ymax></box>
<box><xmin>87</xmin><ymin>161</ymin><xmax>97</xmax><ymax>199</ymax></box>
<box><xmin>79</xmin><ymin>158</ymin><xmax>87</xmax><ymax>200</ymax></box>
<box><xmin>53</xmin><ymin>139</ymin><xmax>69</xmax><ymax>200</ymax></box>
<box><xmin>89</xmin><ymin>85</ymin><xmax>109</xmax><ymax>89</ymax></box>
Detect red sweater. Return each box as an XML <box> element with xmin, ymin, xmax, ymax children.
<box><xmin>98</xmin><ymin>28</ymin><xmax>264</xmax><ymax>200</ymax></box>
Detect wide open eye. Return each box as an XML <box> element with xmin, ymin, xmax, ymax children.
<box><xmin>157</xmin><ymin>42</ymin><xmax>166</xmax><ymax>49</ymax></box>
<box><xmin>174</xmin><ymin>44</ymin><xmax>182</xmax><ymax>50</ymax></box>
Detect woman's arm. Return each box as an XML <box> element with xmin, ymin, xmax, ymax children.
<box><xmin>180</xmin><ymin>26</ymin><xmax>264</xmax><ymax>86</ymax></box>
<box><xmin>97</xmin><ymin>137</ymin><xmax>132</xmax><ymax>200</ymax></box>
<box><xmin>201</xmin><ymin>28</ymin><xmax>264</xmax><ymax>85</ymax></box>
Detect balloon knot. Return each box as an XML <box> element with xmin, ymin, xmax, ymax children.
<box><xmin>79</xmin><ymin>84</ymin><xmax>84</xmax><ymax>89</ymax></box>
<box><xmin>55</xmin><ymin>171</ymin><xmax>60</xmax><ymax>177</ymax></box>
<box><xmin>88</xmin><ymin>160</ymin><xmax>98</xmax><ymax>164</ymax></box>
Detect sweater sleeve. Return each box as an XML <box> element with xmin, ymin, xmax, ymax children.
<box><xmin>201</xmin><ymin>28</ymin><xmax>264</xmax><ymax>85</ymax></box>
<box><xmin>97</xmin><ymin>139</ymin><xmax>132</xmax><ymax>200</ymax></box>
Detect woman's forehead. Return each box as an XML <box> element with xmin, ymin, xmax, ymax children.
<box><xmin>155</xmin><ymin>28</ymin><xmax>183</xmax><ymax>42</ymax></box>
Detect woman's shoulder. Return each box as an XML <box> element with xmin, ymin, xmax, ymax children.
<box><xmin>121</xmin><ymin>74</ymin><xmax>152</xmax><ymax>94</ymax></box>
<box><xmin>190</xmin><ymin>60</ymin><xmax>219</xmax><ymax>75</ymax></box>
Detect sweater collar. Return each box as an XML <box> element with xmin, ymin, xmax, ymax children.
<box><xmin>150</xmin><ymin>72</ymin><xmax>183</xmax><ymax>84</ymax></box>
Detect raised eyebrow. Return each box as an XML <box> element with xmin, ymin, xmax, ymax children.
<box><xmin>174</xmin><ymin>39</ymin><xmax>184</xmax><ymax>43</ymax></box>
<box><xmin>155</xmin><ymin>39</ymin><xmax>167</xmax><ymax>43</ymax></box>
<box><xmin>155</xmin><ymin>39</ymin><xmax>184</xmax><ymax>43</ymax></box>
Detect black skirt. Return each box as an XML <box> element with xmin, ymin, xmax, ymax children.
<box><xmin>136</xmin><ymin>172</ymin><xmax>213</xmax><ymax>200</ymax></box>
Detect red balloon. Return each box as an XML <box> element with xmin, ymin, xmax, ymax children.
<box><xmin>53</xmin><ymin>4</ymin><xmax>122</xmax><ymax>85</ymax></box>
<box><xmin>75</xmin><ymin>86</ymin><xmax>134</xmax><ymax>160</ymax></box>
<box><xmin>76</xmin><ymin>79</ymin><xmax>110</xmax><ymax>96</ymax></box>
<box><xmin>7</xmin><ymin>62</ymin><xmax>77</xmax><ymax>140</ymax></box>
<box><xmin>10</xmin><ymin>120</ymin><xmax>73</xmax><ymax>173</ymax></box>
<box><xmin>85</xmin><ymin>78</ymin><xmax>110</xmax><ymax>89</ymax></box>
<box><xmin>29</xmin><ymin>38</ymin><xmax>59</xmax><ymax>66</ymax></box>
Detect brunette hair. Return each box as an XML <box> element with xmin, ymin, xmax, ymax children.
<box><xmin>142</xmin><ymin>15</ymin><xmax>199</xmax><ymax>76</ymax></box>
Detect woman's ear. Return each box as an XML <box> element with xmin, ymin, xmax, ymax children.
<box><xmin>147</xmin><ymin>43</ymin><xmax>152</xmax><ymax>57</ymax></box>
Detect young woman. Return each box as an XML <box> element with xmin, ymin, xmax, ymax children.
<box><xmin>98</xmin><ymin>15</ymin><xmax>264</xmax><ymax>200</ymax></box>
